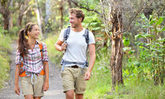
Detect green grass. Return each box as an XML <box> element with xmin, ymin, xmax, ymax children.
<box><xmin>112</xmin><ymin>79</ymin><xmax>165</xmax><ymax>99</ymax></box>
<box><xmin>0</xmin><ymin>55</ymin><xmax>10</xmax><ymax>88</ymax></box>
<box><xmin>84</xmin><ymin>50</ymin><xmax>112</xmax><ymax>99</ymax></box>
<box><xmin>0</xmin><ymin>34</ymin><xmax>11</xmax><ymax>88</ymax></box>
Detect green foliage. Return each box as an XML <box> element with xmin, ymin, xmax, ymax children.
<box><xmin>78</xmin><ymin>0</ymin><xmax>100</xmax><ymax>9</ymax></box>
<box><xmin>0</xmin><ymin>30</ymin><xmax>11</xmax><ymax>52</ymax></box>
<box><xmin>0</xmin><ymin>14</ymin><xmax>3</xmax><ymax>25</ymax></box>
<box><xmin>85</xmin><ymin>12</ymin><xmax>165</xmax><ymax>99</ymax></box>
<box><xmin>0</xmin><ymin>25</ymin><xmax>8</xmax><ymax>34</ymax></box>
<box><xmin>44</xmin><ymin>33</ymin><xmax>62</xmax><ymax>65</ymax></box>
<box><xmin>9</xmin><ymin>26</ymin><xmax>19</xmax><ymax>35</ymax></box>
<box><xmin>0</xmin><ymin>27</ymin><xmax>11</xmax><ymax>88</ymax></box>
<box><xmin>82</xmin><ymin>9</ymin><xmax>102</xmax><ymax>32</ymax></box>
<box><xmin>124</xmin><ymin>13</ymin><xmax>165</xmax><ymax>84</ymax></box>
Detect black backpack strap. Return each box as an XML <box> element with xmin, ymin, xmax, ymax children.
<box><xmin>83</xmin><ymin>28</ymin><xmax>90</xmax><ymax>67</ymax></box>
<box><xmin>63</xmin><ymin>26</ymin><xmax>71</xmax><ymax>42</ymax></box>
<box><xmin>83</xmin><ymin>28</ymin><xmax>89</xmax><ymax>45</ymax></box>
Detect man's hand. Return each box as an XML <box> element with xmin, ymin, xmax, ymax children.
<box><xmin>55</xmin><ymin>40</ymin><xmax>67</xmax><ymax>51</ymax></box>
<box><xmin>61</xmin><ymin>42</ymin><xmax>67</xmax><ymax>51</ymax></box>
<box><xmin>84</xmin><ymin>71</ymin><xmax>91</xmax><ymax>80</ymax></box>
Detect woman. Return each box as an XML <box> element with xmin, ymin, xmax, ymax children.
<box><xmin>14</xmin><ymin>22</ymin><xmax>49</xmax><ymax>99</ymax></box>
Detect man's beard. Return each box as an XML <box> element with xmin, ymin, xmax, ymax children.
<box><xmin>71</xmin><ymin>23</ymin><xmax>78</xmax><ymax>28</ymax></box>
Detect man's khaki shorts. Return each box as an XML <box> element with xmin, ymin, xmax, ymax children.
<box><xmin>61</xmin><ymin>66</ymin><xmax>87</xmax><ymax>94</ymax></box>
<box><xmin>21</xmin><ymin>75</ymin><xmax>45</xmax><ymax>97</ymax></box>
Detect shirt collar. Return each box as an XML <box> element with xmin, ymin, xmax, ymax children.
<box><xmin>35</xmin><ymin>40</ymin><xmax>39</xmax><ymax>45</ymax></box>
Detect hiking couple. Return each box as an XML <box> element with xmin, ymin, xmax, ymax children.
<box><xmin>15</xmin><ymin>8</ymin><xmax>96</xmax><ymax>99</ymax></box>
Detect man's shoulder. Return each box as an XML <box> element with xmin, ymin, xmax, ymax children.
<box><xmin>63</xmin><ymin>26</ymin><xmax>70</xmax><ymax>31</ymax></box>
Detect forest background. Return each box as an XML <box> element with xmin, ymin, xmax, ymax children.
<box><xmin>0</xmin><ymin>0</ymin><xmax>165</xmax><ymax>99</ymax></box>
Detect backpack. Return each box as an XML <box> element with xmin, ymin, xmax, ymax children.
<box><xmin>19</xmin><ymin>43</ymin><xmax>44</xmax><ymax>77</ymax></box>
<box><xmin>63</xmin><ymin>26</ymin><xmax>89</xmax><ymax>45</ymax></box>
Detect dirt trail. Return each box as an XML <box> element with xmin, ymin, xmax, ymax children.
<box><xmin>0</xmin><ymin>43</ymin><xmax>65</xmax><ymax>99</ymax></box>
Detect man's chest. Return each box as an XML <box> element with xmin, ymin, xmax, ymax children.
<box><xmin>67</xmin><ymin>33</ymin><xmax>87</xmax><ymax>48</ymax></box>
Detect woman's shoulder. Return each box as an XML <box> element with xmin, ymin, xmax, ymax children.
<box><xmin>36</xmin><ymin>41</ymin><xmax>47</xmax><ymax>50</ymax></box>
<box><xmin>36</xmin><ymin>41</ymin><xmax>46</xmax><ymax>45</ymax></box>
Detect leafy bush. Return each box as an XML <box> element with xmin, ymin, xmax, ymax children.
<box><xmin>122</xmin><ymin>14</ymin><xmax>165</xmax><ymax>84</ymax></box>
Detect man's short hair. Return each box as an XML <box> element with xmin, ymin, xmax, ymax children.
<box><xmin>69</xmin><ymin>8</ymin><xmax>85</xmax><ymax>22</ymax></box>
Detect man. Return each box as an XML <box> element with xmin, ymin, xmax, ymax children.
<box><xmin>55</xmin><ymin>8</ymin><xmax>96</xmax><ymax>99</ymax></box>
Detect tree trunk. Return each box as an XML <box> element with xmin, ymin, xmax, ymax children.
<box><xmin>0</xmin><ymin>0</ymin><xmax>11</xmax><ymax>31</ymax></box>
<box><xmin>9</xmin><ymin>14</ymin><xmax>13</xmax><ymax>29</ymax></box>
<box><xmin>110</xmin><ymin>1</ymin><xmax>124</xmax><ymax>89</ymax></box>
<box><xmin>17</xmin><ymin>0</ymin><xmax>30</xmax><ymax>27</ymax></box>
<box><xmin>35</xmin><ymin>0</ymin><xmax>43</xmax><ymax>38</ymax></box>
<box><xmin>45</xmin><ymin>0</ymin><xmax>51</xmax><ymax>34</ymax></box>
<box><xmin>3</xmin><ymin>11</ymin><xmax>10</xmax><ymax>30</ymax></box>
<box><xmin>18</xmin><ymin>5</ymin><xmax>24</xmax><ymax>26</ymax></box>
<box><xmin>9</xmin><ymin>0</ymin><xmax>13</xmax><ymax>29</ymax></box>
<box><xmin>60</xmin><ymin>0</ymin><xmax>64</xmax><ymax>29</ymax></box>
<box><xmin>18</xmin><ymin>15</ymin><xmax>23</xmax><ymax>26</ymax></box>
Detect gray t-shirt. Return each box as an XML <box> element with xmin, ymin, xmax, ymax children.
<box><xmin>59</xmin><ymin>28</ymin><xmax>95</xmax><ymax>68</ymax></box>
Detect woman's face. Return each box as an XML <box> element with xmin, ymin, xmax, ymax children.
<box><xmin>28</xmin><ymin>25</ymin><xmax>40</xmax><ymax>39</ymax></box>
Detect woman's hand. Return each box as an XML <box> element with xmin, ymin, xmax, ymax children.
<box><xmin>15</xmin><ymin>65</ymin><xmax>20</xmax><ymax>95</ymax></box>
<box><xmin>43</xmin><ymin>80</ymin><xmax>49</xmax><ymax>91</ymax></box>
<box><xmin>14</xmin><ymin>84</ymin><xmax>20</xmax><ymax>95</ymax></box>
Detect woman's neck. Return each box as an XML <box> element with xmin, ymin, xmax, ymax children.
<box><xmin>28</xmin><ymin>38</ymin><xmax>36</xmax><ymax>48</ymax></box>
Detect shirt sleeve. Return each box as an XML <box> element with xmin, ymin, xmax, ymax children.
<box><xmin>15</xmin><ymin>50</ymin><xmax>22</xmax><ymax>65</ymax></box>
<box><xmin>88</xmin><ymin>31</ymin><xmax>95</xmax><ymax>44</ymax></box>
<box><xmin>58</xmin><ymin>29</ymin><xmax>65</xmax><ymax>42</ymax></box>
<box><xmin>42</xmin><ymin>43</ymin><xmax>48</xmax><ymax>62</ymax></box>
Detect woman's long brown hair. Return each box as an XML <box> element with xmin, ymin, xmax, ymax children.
<box><xmin>18</xmin><ymin>22</ymin><xmax>36</xmax><ymax>56</ymax></box>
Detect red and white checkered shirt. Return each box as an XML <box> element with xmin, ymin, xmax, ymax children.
<box><xmin>15</xmin><ymin>41</ymin><xmax>48</xmax><ymax>76</ymax></box>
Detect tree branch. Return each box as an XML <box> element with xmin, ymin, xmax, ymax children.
<box><xmin>70</xmin><ymin>0</ymin><xmax>101</xmax><ymax>15</ymax></box>
<box><xmin>23</xmin><ymin>5</ymin><xmax>31</xmax><ymax>15</ymax></box>
<box><xmin>126</xmin><ymin>0</ymin><xmax>154</xmax><ymax>32</ymax></box>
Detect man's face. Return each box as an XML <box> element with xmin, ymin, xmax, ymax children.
<box><xmin>69</xmin><ymin>13</ymin><xmax>82</xmax><ymax>28</ymax></box>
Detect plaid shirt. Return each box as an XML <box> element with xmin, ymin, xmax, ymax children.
<box><xmin>15</xmin><ymin>41</ymin><xmax>48</xmax><ymax>76</ymax></box>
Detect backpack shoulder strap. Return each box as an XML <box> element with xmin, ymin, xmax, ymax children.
<box><xmin>63</xmin><ymin>26</ymin><xmax>71</xmax><ymax>42</ymax></box>
<box><xmin>38</xmin><ymin>43</ymin><xmax>43</xmax><ymax>59</ymax></box>
<box><xmin>85</xmin><ymin>29</ymin><xmax>89</xmax><ymax>67</ymax></box>
<box><xmin>22</xmin><ymin>43</ymin><xmax>43</xmax><ymax>59</ymax></box>
<box><xmin>63</xmin><ymin>27</ymin><xmax>89</xmax><ymax>45</ymax></box>
<box><xmin>84</xmin><ymin>28</ymin><xmax>89</xmax><ymax>45</ymax></box>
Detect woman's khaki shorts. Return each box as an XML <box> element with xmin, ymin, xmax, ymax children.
<box><xmin>61</xmin><ymin>67</ymin><xmax>87</xmax><ymax>94</ymax></box>
<box><xmin>21</xmin><ymin>75</ymin><xmax>45</xmax><ymax>97</ymax></box>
